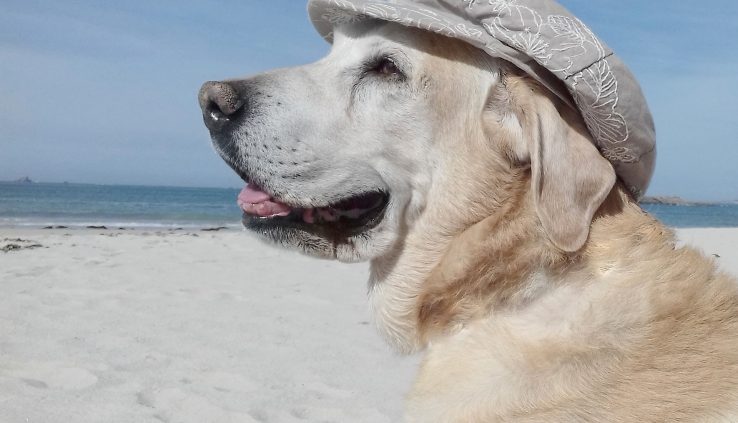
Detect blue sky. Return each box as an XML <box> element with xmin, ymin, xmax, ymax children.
<box><xmin>1</xmin><ymin>1</ymin><xmax>737</xmax><ymax>200</ymax></box>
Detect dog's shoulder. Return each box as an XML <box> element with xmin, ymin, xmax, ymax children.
<box><xmin>407</xmin><ymin>198</ymin><xmax>738</xmax><ymax>422</ymax></box>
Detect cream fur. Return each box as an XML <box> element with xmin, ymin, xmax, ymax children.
<box><xmin>405</xmin><ymin>193</ymin><xmax>738</xmax><ymax>421</ymax></box>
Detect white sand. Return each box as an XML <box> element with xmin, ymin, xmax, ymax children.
<box><xmin>1</xmin><ymin>227</ymin><xmax>736</xmax><ymax>422</ymax></box>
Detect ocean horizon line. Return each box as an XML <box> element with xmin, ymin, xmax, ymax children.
<box><xmin>0</xmin><ymin>179</ymin><xmax>243</xmax><ymax>192</ymax></box>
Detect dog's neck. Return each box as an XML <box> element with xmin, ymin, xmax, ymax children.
<box><xmin>368</xmin><ymin>184</ymin><xmax>638</xmax><ymax>353</ymax></box>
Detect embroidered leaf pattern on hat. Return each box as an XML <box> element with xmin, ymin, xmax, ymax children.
<box><xmin>572</xmin><ymin>59</ymin><xmax>629</xmax><ymax>148</ymax></box>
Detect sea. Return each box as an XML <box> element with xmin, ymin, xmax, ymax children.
<box><xmin>1</xmin><ymin>182</ymin><xmax>737</xmax><ymax>229</ymax></box>
<box><xmin>0</xmin><ymin>182</ymin><xmax>242</xmax><ymax>229</ymax></box>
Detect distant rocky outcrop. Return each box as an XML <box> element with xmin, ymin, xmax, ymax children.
<box><xmin>640</xmin><ymin>196</ymin><xmax>696</xmax><ymax>206</ymax></box>
<box><xmin>12</xmin><ymin>176</ymin><xmax>35</xmax><ymax>184</ymax></box>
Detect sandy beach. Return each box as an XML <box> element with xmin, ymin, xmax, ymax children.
<box><xmin>1</xmin><ymin>227</ymin><xmax>737</xmax><ymax>422</ymax></box>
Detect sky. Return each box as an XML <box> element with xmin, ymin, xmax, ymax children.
<box><xmin>1</xmin><ymin>1</ymin><xmax>737</xmax><ymax>201</ymax></box>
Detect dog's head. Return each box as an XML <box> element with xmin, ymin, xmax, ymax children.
<box><xmin>198</xmin><ymin>21</ymin><xmax>616</xmax><ymax>262</ymax></box>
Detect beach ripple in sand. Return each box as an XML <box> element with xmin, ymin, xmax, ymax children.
<box><xmin>9</xmin><ymin>362</ymin><xmax>98</xmax><ymax>390</ymax></box>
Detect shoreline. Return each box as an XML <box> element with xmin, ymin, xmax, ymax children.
<box><xmin>0</xmin><ymin>221</ymin><xmax>243</xmax><ymax>231</ymax></box>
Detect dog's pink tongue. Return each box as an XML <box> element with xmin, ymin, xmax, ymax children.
<box><xmin>238</xmin><ymin>183</ymin><xmax>272</xmax><ymax>204</ymax></box>
<box><xmin>238</xmin><ymin>183</ymin><xmax>291</xmax><ymax>217</ymax></box>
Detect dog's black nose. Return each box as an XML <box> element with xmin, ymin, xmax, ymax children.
<box><xmin>198</xmin><ymin>81</ymin><xmax>245</xmax><ymax>132</ymax></box>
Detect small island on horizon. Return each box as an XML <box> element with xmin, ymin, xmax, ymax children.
<box><xmin>639</xmin><ymin>196</ymin><xmax>727</xmax><ymax>206</ymax></box>
<box><xmin>8</xmin><ymin>176</ymin><xmax>35</xmax><ymax>184</ymax></box>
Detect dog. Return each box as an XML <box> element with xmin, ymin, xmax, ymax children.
<box><xmin>198</xmin><ymin>19</ymin><xmax>738</xmax><ymax>422</ymax></box>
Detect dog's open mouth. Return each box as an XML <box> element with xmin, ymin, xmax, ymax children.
<box><xmin>238</xmin><ymin>183</ymin><xmax>389</xmax><ymax>239</ymax></box>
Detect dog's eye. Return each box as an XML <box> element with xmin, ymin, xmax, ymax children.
<box><xmin>368</xmin><ymin>57</ymin><xmax>403</xmax><ymax>79</ymax></box>
<box><xmin>374</xmin><ymin>58</ymin><xmax>399</xmax><ymax>76</ymax></box>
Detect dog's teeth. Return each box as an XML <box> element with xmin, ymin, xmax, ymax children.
<box><xmin>342</xmin><ymin>208</ymin><xmax>364</xmax><ymax>219</ymax></box>
<box><xmin>303</xmin><ymin>208</ymin><xmax>315</xmax><ymax>224</ymax></box>
<box><xmin>317</xmin><ymin>208</ymin><xmax>339</xmax><ymax>222</ymax></box>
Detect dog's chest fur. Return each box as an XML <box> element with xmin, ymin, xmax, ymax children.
<box><xmin>376</xmin><ymin>191</ymin><xmax>738</xmax><ymax>422</ymax></box>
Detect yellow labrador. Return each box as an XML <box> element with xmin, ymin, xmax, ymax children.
<box><xmin>199</xmin><ymin>21</ymin><xmax>738</xmax><ymax>422</ymax></box>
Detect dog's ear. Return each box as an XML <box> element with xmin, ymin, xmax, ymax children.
<box><xmin>490</xmin><ymin>76</ymin><xmax>616</xmax><ymax>252</ymax></box>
